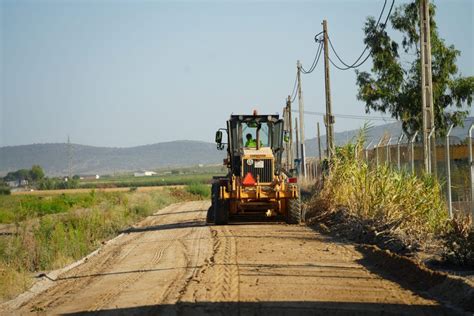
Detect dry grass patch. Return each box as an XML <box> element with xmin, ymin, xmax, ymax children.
<box><xmin>0</xmin><ymin>188</ymin><xmax>203</xmax><ymax>302</ymax></box>
<box><xmin>306</xmin><ymin>134</ymin><xmax>473</xmax><ymax>267</ymax></box>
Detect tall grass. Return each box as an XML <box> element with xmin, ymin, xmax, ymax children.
<box><xmin>77</xmin><ymin>174</ymin><xmax>216</xmax><ymax>189</ymax></box>
<box><xmin>0</xmin><ymin>192</ymin><xmax>118</xmax><ymax>224</ymax></box>
<box><xmin>0</xmin><ymin>188</ymin><xmax>201</xmax><ymax>302</ymax></box>
<box><xmin>185</xmin><ymin>183</ymin><xmax>210</xmax><ymax>198</ymax></box>
<box><xmin>308</xmin><ymin>134</ymin><xmax>449</xmax><ymax>249</ymax></box>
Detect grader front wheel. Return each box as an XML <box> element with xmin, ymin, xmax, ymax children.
<box><xmin>211</xmin><ymin>182</ymin><xmax>229</xmax><ymax>225</ymax></box>
<box><xmin>287</xmin><ymin>198</ymin><xmax>301</xmax><ymax>224</ymax></box>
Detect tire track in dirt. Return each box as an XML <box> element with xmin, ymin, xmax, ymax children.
<box><xmin>26</xmin><ymin>232</ymin><xmax>143</xmax><ymax>311</ymax></box>
<box><xmin>87</xmin><ymin>202</ymin><xmax>209</xmax><ymax>311</ymax></box>
<box><xmin>87</xmin><ymin>242</ymin><xmax>169</xmax><ymax>311</ymax></box>
<box><xmin>209</xmin><ymin>226</ymin><xmax>240</xmax><ymax>303</ymax></box>
<box><xmin>5</xmin><ymin>201</ymin><xmax>465</xmax><ymax>315</ymax></box>
<box><xmin>149</xmin><ymin>201</ymin><xmax>209</xmax><ymax>305</ymax></box>
<box><xmin>21</xmin><ymin>202</ymin><xmax>197</xmax><ymax>313</ymax></box>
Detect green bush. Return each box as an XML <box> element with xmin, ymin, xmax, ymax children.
<box><xmin>0</xmin><ymin>186</ymin><xmax>11</xmax><ymax>195</ymax></box>
<box><xmin>442</xmin><ymin>215</ymin><xmax>474</xmax><ymax>266</ymax></box>
<box><xmin>185</xmin><ymin>183</ymin><xmax>210</xmax><ymax>198</ymax></box>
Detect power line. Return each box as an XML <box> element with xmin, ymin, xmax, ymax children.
<box><xmin>327</xmin><ymin>0</ymin><xmax>395</xmax><ymax>70</ymax></box>
<box><xmin>301</xmin><ymin>42</ymin><xmax>323</xmax><ymax>74</ymax></box>
<box><xmin>328</xmin><ymin>0</ymin><xmax>388</xmax><ymax>69</ymax></box>
<box><xmin>288</xmin><ymin>34</ymin><xmax>324</xmax><ymax>102</ymax></box>
<box><xmin>289</xmin><ymin>73</ymin><xmax>298</xmax><ymax>102</ymax></box>
<box><xmin>292</xmin><ymin>109</ymin><xmax>397</xmax><ymax>122</ymax></box>
<box><xmin>289</xmin><ymin>41</ymin><xmax>323</xmax><ymax>103</ymax></box>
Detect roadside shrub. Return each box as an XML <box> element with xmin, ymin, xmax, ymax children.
<box><xmin>185</xmin><ymin>183</ymin><xmax>210</xmax><ymax>198</ymax></box>
<box><xmin>0</xmin><ymin>186</ymin><xmax>11</xmax><ymax>195</ymax></box>
<box><xmin>442</xmin><ymin>214</ymin><xmax>474</xmax><ymax>266</ymax></box>
<box><xmin>307</xmin><ymin>133</ymin><xmax>449</xmax><ymax>252</ymax></box>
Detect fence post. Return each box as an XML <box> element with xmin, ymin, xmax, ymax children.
<box><xmin>365</xmin><ymin>140</ymin><xmax>373</xmax><ymax>164</ymax></box>
<box><xmin>446</xmin><ymin>125</ymin><xmax>454</xmax><ymax>218</ymax></box>
<box><xmin>376</xmin><ymin>136</ymin><xmax>384</xmax><ymax>168</ymax></box>
<box><xmin>469</xmin><ymin>123</ymin><xmax>474</xmax><ymax>220</ymax></box>
<box><xmin>386</xmin><ymin>136</ymin><xmax>392</xmax><ymax>166</ymax></box>
<box><xmin>427</xmin><ymin>127</ymin><xmax>436</xmax><ymax>174</ymax></box>
<box><xmin>397</xmin><ymin>133</ymin><xmax>404</xmax><ymax>170</ymax></box>
<box><xmin>410</xmin><ymin>131</ymin><xmax>418</xmax><ymax>174</ymax></box>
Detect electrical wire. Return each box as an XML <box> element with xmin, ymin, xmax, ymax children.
<box><xmin>288</xmin><ymin>32</ymin><xmax>325</xmax><ymax>102</ymax></box>
<box><xmin>328</xmin><ymin>0</ymin><xmax>387</xmax><ymax>69</ymax></box>
<box><xmin>301</xmin><ymin>42</ymin><xmax>323</xmax><ymax>74</ymax></box>
<box><xmin>328</xmin><ymin>0</ymin><xmax>395</xmax><ymax>70</ymax></box>
<box><xmin>289</xmin><ymin>73</ymin><xmax>298</xmax><ymax>103</ymax></box>
<box><xmin>292</xmin><ymin>109</ymin><xmax>397</xmax><ymax>122</ymax></box>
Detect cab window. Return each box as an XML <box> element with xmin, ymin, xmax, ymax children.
<box><xmin>242</xmin><ymin>122</ymin><xmax>269</xmax><ymax>148</ymax></box>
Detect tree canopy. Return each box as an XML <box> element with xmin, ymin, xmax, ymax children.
<box><xmin>30</xmin><ymin>165</ymin><xmax>45</xmax><ymax>181</ymax></box>
<box><xmin>4</xmin><ymin>165</ymin><xmax>45</xmax><ymax>183</ymax></box>
<box><xmin>355</xmin><ymin>0</ymin><xmax>474</xmax><ymax>136</ymax></box>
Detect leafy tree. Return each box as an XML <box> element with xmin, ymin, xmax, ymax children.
<box><xmin>4</xmin><ymin>169</ymin><xmax>31</xmax><ymax>182</ymax></box>
<box><xmin>0</xmin><ymin>179</ymin><xmax>10</xmax><ymax>195</ymax></box>
<box><xmin>356</xmin><ymin>0</ymin><xmax>474</xmax><ymax>136</ymax></box>
<box><xmin>3</xmin><ymin>165</ymin><xmax>45</xmax><ymax>184</ymax></box>
<box><xmin>30</xmin><ymin>165</ymin><xmax>45</xmax><ymax>181</ymax></box>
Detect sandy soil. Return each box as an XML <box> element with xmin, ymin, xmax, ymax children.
<box><xmin>1</xmin><ymin>201</ymin><xmax>461</xmax><ymax>315</ymax></box>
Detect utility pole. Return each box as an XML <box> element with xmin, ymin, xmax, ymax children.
<box><xmin>283</xmin><ymin>106</ymin><xmax>289</xmax><ymax>170</ymax></box>
<box><xmin>420</xmin><ymin>0</ymin><xmax>435</xmax><ymax>173</ymax></box>
<box><xmin>322</xmin><ymin>20</ymin><xmax>335</xmax><ymax>159</ymax></box>
<box><xmin>67</xmin><ymin>135</ymin><xmax>72</xmax><ymax>180</ymax></box>
<box><xmin>296</xmin><ymin>61</ymin><xmax>306</xmax><ymax>177</ymax></box>
<box><xmin>317</xmin><ymin>122</ymin><xmax>322</xmax><ymax>161</ymax></box>
<box><xmin>285</xmin><ymin>96</ymin><xmax>294</xmax><ymax>170</ymax></box>
<box><xmin>295</xmin><ymin>118</ymin><xmax>300</xmax><ymax>170</ymax></box>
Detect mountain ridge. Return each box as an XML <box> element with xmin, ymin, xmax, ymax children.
<box><xmin>2</xmin><ymin>118</ymin><xmax>473</xmax><ymax>176</ymax></box>
<box><xmin>0</xmin><ymin>140</ymin><xmax>224</xmax><ymax>176</ymax></box>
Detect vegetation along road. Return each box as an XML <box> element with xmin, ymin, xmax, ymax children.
<box><xmin>1</xmin><ymin>201</ymin><xmax>463</xmax><ymax>315</ymax></box>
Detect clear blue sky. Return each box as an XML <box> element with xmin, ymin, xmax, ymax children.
<box><xmin>1</xmin><ymin>0</ymin><xmax>472</xmax><ymax>147</ymax></box>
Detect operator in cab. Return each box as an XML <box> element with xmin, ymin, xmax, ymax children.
<box><xmin>245</xmin><ymin>133</ymin><xmax>257</xmax><ymax>148</ymax></box>
<box><xmin>245</xmin><ymin>133</ymin><xmax>264</xmax><ymax>148</ymax></box>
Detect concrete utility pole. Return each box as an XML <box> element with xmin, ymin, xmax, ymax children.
<box><xmin>420</xmin><ymin>0</ymin><xmax>435</xmax><ymax>174</ymax></box>
<box><xmin>283</xmin><ymin>106</ymin><xmax>289</xmax><ymax>170</ymax></box>
<box><xmin>286</xmin><ymin>96</ymin><xmax>294</xmax><ymax>170</ymax></box>
<box><xmin>295</xmin><ymin>118</ymin><xmax>300</xmax><ymax>164</ymax></box>
<box><xmin>296</xmin><ymin>60</ymin><xmax>307</xmax><ymax>177</ymax></box>
<box><xmin>317</xmin><ymin>122</ymin><xmax>322</xmax><ymax>161</ymax></box>
<box><xmin>67</xmin><ymin>135</ymin><xmax>72</xmax><ymax>179</ymax></box>
<box><xmin>322</xmin><ymin>20</ymin><xmax>335</xmax><ymax>159</ymax></box>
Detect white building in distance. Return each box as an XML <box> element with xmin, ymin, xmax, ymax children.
<box><xmin>134</xmin><ymin>171</ymin><xmax>157</xmax><ymax>177</ymax></box>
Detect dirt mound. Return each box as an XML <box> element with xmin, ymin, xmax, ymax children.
<box><xmin>357</xmin><ymin>245</ymin><xmax>474</xmax><ymax>312</ymax></box>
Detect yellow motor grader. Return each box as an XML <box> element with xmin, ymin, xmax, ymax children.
<box><xmin>207</xmin><ymin>112</ymin><xmax>301</xmax><ymax>224</ymax></box>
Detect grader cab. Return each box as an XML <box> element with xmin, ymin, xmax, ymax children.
<box><xmin>207</xmin><ymin>112</ymin><xmax>301</xmax><ymax>224</ymax></box>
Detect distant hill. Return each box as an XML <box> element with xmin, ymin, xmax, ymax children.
<box><xmin>2</xmin><ymin>117</ymin><xmax>473</xmax><ymax>176</ymax></box>
<box><xmin>0</xmin><ymin>141</ymin><xmax>224</xmax><ymax>176</ymax></box>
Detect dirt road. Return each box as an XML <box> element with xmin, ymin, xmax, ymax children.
<box><xmin>3</xmin><ymin>201</ymin><xmax>460</xmax><ymax>315</ymax></box>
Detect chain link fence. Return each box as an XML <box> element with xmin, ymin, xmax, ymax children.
<box><xmin>362</xmin><ymin>126</ymin><xmax>474</xmax><ymax>220</ymax></box>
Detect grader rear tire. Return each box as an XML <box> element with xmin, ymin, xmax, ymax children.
<box><xmin>206</xmin><ymin>206</ymin><xmax>214</xmax><ymax>224</ymax></box>
<box><xmin>212</xmin><ymin>182</ymin><xmax>228</xmax><ymax>225</ymax></box>
<box><xmin>287</xmin><ymin>198</ymin><xmax>301</xmax><ymax>224</ymax></box>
